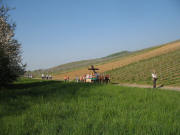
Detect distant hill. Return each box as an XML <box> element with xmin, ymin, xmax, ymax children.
<box><xmin>29</xmin><ymin>40</ymin><xmax>180</xmax><ymax>83</ymax></box>
<box><xmin>29</xmin><ymin>50</ymin><xmax>132</xmax><ymax>77</ymax></box>
<box><xmin>104</xmin><ymin>51</ymin><xmax>131</xmax><ymax>58</ymax></box>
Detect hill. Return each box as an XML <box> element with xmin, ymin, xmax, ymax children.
<box><xmin>107</xmin><ymin>47</ymin><xmax>180</xmax><ymax>86</ymax></box>
<box><xmin>30</xmin><ymin>51</ymin><xmax>132</xmax><ymax>77</ymax></box>
<box><xmin>53</xmin><ymin>40</ymin><xmax>180</xmax><ymax>80</ymax></box>
<box><xmin>30</xmin><ymin>40</ymin><xmax>169</xmax><ymax>77</ymax></box>
<box><xmin>1</xmin><ymin>79</ymin><xmax>180</xmax><ymax>135</ymax></box>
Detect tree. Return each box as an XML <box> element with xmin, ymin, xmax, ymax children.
<box><xmin>0</xmin><ymin>2</ymin><xmax>25</xmax><ymax>86</ymax></box>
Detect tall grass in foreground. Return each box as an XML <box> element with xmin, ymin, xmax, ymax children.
<box><xmin>0</xmin><ymin>79</ymin><xmax>180</xmax><ymax>135</ymax></box>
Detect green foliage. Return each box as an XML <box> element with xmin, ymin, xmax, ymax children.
<box><xmin>107</xmin><ymin>48</ymin><xmax>180</xmax><ymax>86</ymax></box>
<box><xmin>0</xmin><ymin>79</ymin><xmax>180</xmax><ymax>135</ymax></box>
<box><xmin>0</xmin><ymin>3</ymin><xmax>25</xmax><ymax>86</ymax></box>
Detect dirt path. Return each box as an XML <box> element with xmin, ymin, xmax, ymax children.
<box><xmin>117</xmin><ymin>83</ymin><xmax>180</xmax><ymax>92</ymax></box>
<box><xmin>34</xmin><ymin>77</ymin><xmax>180</xmax><ymax>92</ymax></box>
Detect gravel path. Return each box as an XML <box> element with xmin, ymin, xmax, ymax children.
<box><xmin>117</xmin><ymin>83</ymin><xmax>180</xmax><ymax>92</ymax></box>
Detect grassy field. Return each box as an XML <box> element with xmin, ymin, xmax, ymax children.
<box><xmin>107</xmin><ymin>48</ymin><xmax>180</xmax><ymax>86</ymax></box>
<box><xmin>0</xmin><ymin>79</ymin><xmax>180</xmax><ymax>135</ymax></box>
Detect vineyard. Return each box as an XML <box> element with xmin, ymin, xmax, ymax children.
<box><xmin>107</xmin><ymin>48</ymin><xmax>180</xmax><ymax>86</ymax></box>
<box><xmin>53</xmin><ymin>40</ymin><xmax>180</xmax><ymax>80</ymax></box>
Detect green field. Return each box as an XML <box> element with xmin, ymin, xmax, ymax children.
<box><xmin>107</xmin><ymin>48</ymin><xmax>180</xmax><ymax>86</ymax></box>
<box><xmin>0</xmin><ymin>79</ymin><xmax>180</xmax><ymax>135</ymax></box>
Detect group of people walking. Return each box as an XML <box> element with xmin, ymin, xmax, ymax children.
<box><xmin>73</xmin><ymin>73</ymin><xmax>110</xmax><ymax>84</ymax></box>
<box><xmin>38</xmin><ymin>70</ymin><xmax>158</xmax><ymax>88</ymax></box>
<box><xmin>26</xmin><ymin>74</ymin><xmax>33</xmax><ymax>78</ymax></box>
<box><xmin>64</xmin><ymin>76</ymin><xmax>70</xmax><ymax>82</ymax></box>
<box><xmin>41</xmin><ymin>74</ymin><xmax>52</xmax><ymax>80</ymax></box>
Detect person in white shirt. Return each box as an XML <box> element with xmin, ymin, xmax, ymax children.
<box><xmin>86</xmin><ymin>74</ymin><xmax>89</xmax><ymax>79</ymax></box>
<box><xmin>152</xmin><ymin>71</ymin><xmax>158</xmax><ymax>88</ymax></box>
<box><xmin>76</xmin><ymin>76</ymin><xmax>79</xmax><ymax>83</ymax></box>
<box><xmin>42</xmin><ymin>74</ymin><xmax>44</xmax><ymax>79</ymax></box>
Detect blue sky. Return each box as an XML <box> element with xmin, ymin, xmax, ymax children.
<box><xmin>5</xmin><ymin>0</ymin><xmax>180</xmax><ymax>70</ymax></box>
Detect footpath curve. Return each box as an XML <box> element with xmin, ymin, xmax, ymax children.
<box><xmin>117</xmin><ymin>83</ymin><xmax>180</xmax><ymax>92</ymax></box>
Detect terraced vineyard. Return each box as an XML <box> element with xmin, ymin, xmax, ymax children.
<box><xmin>107</xmin><ymin>48</ymin><xmax>180</xmax><ymax>86</ymax></box>
<box><xmin>53</xmin><ymin>40</ymin><xmax>180</xmax><ymax>80</ymax></box>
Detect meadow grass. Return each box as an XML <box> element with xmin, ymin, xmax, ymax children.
<box><xmin>0</xmin><ymin>79</ymin><xmax>180</xmax><ymax>135</ymax></box>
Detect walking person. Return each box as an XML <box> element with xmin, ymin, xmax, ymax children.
<box><xmin>67</xmin><ymin>76</ymin><xmax>69</xmax><ymax>82</ymax></box>
<box><xmin>80</xmin><ymin>76</ymin><xmax>82</xmax><ymax>82</ymax></box>
<box><xmin>41</xmin><ymin>74</ymin><xmax>45</xmax><ymax>79</ymax></box>
<box><xmin>152</xmin><ymin>71</ymin><xmax>158</xmax><ymax>88</ymax></box>
<box><xmin>64</xmin><ymin>76</ymin><xmax>67</xmax><ymax>82</ymax></box>
<box><xmin>105</xmin><ymin>74</ymin><xmax>110</xmax><ymax>84</ymax></box>
<box><xmin>76</xmin><ymin>76</ymin><xmax>79</xmax><ymax>83</ymax></box>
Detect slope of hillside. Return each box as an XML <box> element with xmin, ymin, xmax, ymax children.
<box><xmin>51</xmin><ymin>50</ymin><xmax>131</xmax><ymax>73</ymax></box>
<box><xmin>30</xmin><ymin>51</ymin><xmax>132</xmax><ymax>77</ymax></box>
<box><xmin>107</xmin><ymin>48</ymin><xmax>180</xmax><ymax>86</ymax></box>
<box><xmin>30</xmin><ymin>40</ymin><xmax>172</xmax><ymax>77</ymax></box>
<box><xmin>53</xmin><ymin>40</ymin><xmax>180</xmax><ymax>80</ymax></box>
